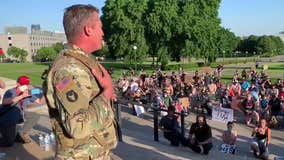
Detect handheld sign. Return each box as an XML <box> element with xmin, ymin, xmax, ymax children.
<box><xmin>212</xmin><ymin>106</ymin><xmax>234</xmax><ymax>123</ymax></box>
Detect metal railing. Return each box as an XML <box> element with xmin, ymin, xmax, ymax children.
<box><xmin>114</xmin><ymin>99</ymin><xmax>187</xmax><ymax>143</ymax></box>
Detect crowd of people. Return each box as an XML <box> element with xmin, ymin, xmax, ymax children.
<box><xmin>0</xmin><ymin>63</ymin><xmax>283</xmax><ymax>159</ymax></box>
<box><xmin>116</xmin><ymin>65</ymin><xmax>284</xmax><ymax>159</ymax></box>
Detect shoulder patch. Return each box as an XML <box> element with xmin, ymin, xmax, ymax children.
<box><xmin>56</xmin><ymin>78</ymin><xmax>73</xmax><ymax>92</ymax></box>
<box><xmin>66</xmin><ymin>90</ymin><xmax>78</xmax><ymax>102</ymax></box>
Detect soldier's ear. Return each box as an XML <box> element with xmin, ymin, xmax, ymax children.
<box><xmin>84</xmin><ymin>24</ymin><xmax>95</xmax><ymax>37</ymax></box>
<box><xmin>84</xmin><ymin>25</ymin><xmax>93</xmax><ymax>37</ymax></box>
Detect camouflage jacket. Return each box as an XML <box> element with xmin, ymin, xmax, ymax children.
<box><xmin>45</xmin><ymin>45</ymin><xmax>117</xmax><ymax>160</ymax></box>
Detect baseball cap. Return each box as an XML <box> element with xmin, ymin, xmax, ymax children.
<box><xmin>17</xmin><ymin>75</ymin><xmax>30</xmax><ymax>86</ymax></box>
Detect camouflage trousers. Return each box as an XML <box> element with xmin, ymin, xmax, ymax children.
<box><xmin>55</xmin><ymin>151</ymin><xmax>113</xmax><ymax>160</ymax></box>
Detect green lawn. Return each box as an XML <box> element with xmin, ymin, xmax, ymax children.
<box><xmin>219</xmin><ymin>62</ymin><xmax>284</xmax><ymax>83</ymax></box>
<box><xmin>0</xmin><ymin>63</ymin><xmax>48</xmax><ymax>86</ymax></box>
<box><xmin>0</xmin><ymin>61</ymin><xmax>283</xmax><ymax>86</ymax></box>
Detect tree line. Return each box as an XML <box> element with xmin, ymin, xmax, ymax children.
<box><xmin>3</xmin><ymin>0</ymin><xmax>284</xmax><ymax>66</ymax></box>
<box><xmin>4</xmin><ymin>43</ymin><xmax>63</xmax><ymax>62</ymax></box>
<box><xmin>101</xmin><ymin>0</ymin><xmax>284</xmax><ymax>68</ymax></box>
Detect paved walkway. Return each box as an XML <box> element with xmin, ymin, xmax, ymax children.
<box><xmin>1</xmin><ymin>77</ymin><xmax>284</xmax><ymax>160</ymax></box>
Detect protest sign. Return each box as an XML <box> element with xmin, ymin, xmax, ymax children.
<box><xmin>212</xmin><ymin>106</ymin><xmax>234</xmax><ymax>123</ymax></box>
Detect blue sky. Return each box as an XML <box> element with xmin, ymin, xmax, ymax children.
<box><xmin>0</xmin><ymin>0</ymin><xmax>283</xmax><ymax>36</ymax></box>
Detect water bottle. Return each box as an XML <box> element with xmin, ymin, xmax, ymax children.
<box><xmin>49</xmin><ymin>132</ymin><xmax>55</xmax><ymax>145</ymax></box>
<box><xmin>38</xmin><ymin>134</ymin><xmax>45</xmax><ymax>150</ymax></box>
<box><xmin>44</xmin><ymin>134</ymin><xmax>50</xmax><ymax>151</ymax></box>
<box><xmin>0</xmin><ymin>152</ymin><xmax>6</xmax><ymax>159</ymax></box>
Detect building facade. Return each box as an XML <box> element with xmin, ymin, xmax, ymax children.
<box><xmin>0</xmin><ymin>25</ymin><xmax>66</xmax><ymax>61</ymax></box>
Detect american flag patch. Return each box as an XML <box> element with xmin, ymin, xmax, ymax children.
<box><xmin>56</xmin><ymin>78</ymin><xmax>72</xmax><ymax>92</ymax></box>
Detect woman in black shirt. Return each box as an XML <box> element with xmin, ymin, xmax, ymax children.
<box><xmin>250</xmin><ymin>119</ymin><xmax>271</xmax><ymax>159</ymax></box>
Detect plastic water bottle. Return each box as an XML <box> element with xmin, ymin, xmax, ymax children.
<box><xmin>49</xmin><ymin>132</ymin><xmax>55</xmax><ymax>145</ymax></box>
<box><xmin>44</xmin><ymin>134</ymin><xmax>50</xmax><ymax>151</ymax></box>
<box><xmin>38</xmin><ymin>134</ymin><xmax>45</xmax><ymax>150</ymax></box>
<box><xmin>0</xmin><ymin>152</ymin><xmax>6</xmax><ymax>159</ymax></box>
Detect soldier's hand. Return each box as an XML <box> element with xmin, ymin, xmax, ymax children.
<box><xmin>92</xmin><ymin>64</ymin><xmax>116</xmax><ymax>101</ymax></box>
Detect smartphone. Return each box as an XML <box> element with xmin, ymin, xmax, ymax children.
<box><xmin>30</xmin><ymin>88</ymin><xmax>42</xmax><ymax>95</ymax></box>
<box><xmin>18</xmin><ymin>85</ymin><xmax>28</xmax><ymax>92</ymax></box>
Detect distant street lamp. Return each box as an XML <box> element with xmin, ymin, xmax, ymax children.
<box><xmin>222</xmin><ymin>50</ymin><xmax>225</xmax><ymax>63</ymax></box>
<box><xmin>235</xmin><ymin>51</ymin><xmax>238</xmax><ymax>65</ymax></box>
<box><xmin>133</xmin><ymin>45</ymin><xmax>137</xmax><ymax>72</ymax></box>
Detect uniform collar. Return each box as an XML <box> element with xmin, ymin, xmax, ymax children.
<box><xmin>66</xmin><ymin>44</ymin><xmax>89</xmax><ymax>57</ymax></box>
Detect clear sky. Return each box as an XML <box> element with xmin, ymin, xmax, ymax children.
<box><xmin>0</xmin><ymin>0</ymin><xmax>283</xmax><ymax>36</ymax></box>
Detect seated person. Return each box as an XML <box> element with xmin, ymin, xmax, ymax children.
<box><xmin>159</xmin><ymin>105</ymin><xmax>181</xmax><ymax>146</ymax></box>
<box><xmin>130</xmin><ymin>79</ymin><xmax>139</xmax><ymax>97</ymax></box>
<box><xmin>269</xmin><ymin>93</ymin><xmax>284</xmax><ymax>117</ymax></box>
<box><xmin>161</xmin><ymin>89</ymin><xmax>173</xmax><ymax>109</ymax></box>
<box><xmin>260</xmin><ymin>95</ymin><xmax>270</xmax><ymax>121</ymax></box>
<box><xmin>187</xmin><ymin>114</ymin><xmax>213</xmax><ymax>155</ymax></box>
<box><xmin>221</xmin><ymin>92</ymin><xmax>231</xmax><ymax>108</ymax></box>
<box><xmin>250</xmin><ymin>119</ymin><xmax>271</xmax><ymax>160</ymax></box>
<box><xmin>242</xmin><ymin>94</ymin><xmax>259</xmax><ymax>126</ymax></box>
<box><xmin>221</xmin><ymin>121</ymin><xmax>237</xmax><ymax>154</ymax></box>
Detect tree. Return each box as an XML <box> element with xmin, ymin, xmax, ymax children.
<box><xmin>93</xmin><ymin>45</ymin><xmax>109</xmax><ymax>57</ymax></box>
<box><xmin>34</xmin><ymin>43</ymin><xmax>63</xmax><ymax>62</ymax></box>
<box><xmin>102</xmin><ymin>0</ymin><xmax>223</xmax><ymax>68</ymax></box>
<box><xmin>36</xmin><ymin>47</ymin><xmax>57</xmax><ymax>62</ymax></box>
<box><xmin>7</xmin><ymin>46</ymin><xmax>28</xmax><ymax>62</ymax></box>
<box><xmin>102</xmin><ymin>0</ymin><xmax>148</xmax><ymax>65</ymax></box>
<box><xmin>256</xmin><ymin>35</ymin><xmax>284</xmax><ymax>56</ymax></box>
<box><xmin>52</xmin><ymin>42</ymin><xmax>64</xmax><ymax>54</ymax></box>
<box><xmin>145</xmin><ymin>0</ymin><xmax>179</xmax><ymax>63</ymax></box>
<box><xmin>217</xmin><ymin>28</ymin><xmax>240</xmax><ymax>57</ymax></box>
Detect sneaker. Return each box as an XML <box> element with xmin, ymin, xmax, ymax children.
<box><xmin>253</xmin><ymin>151</ymin><xmax>259</xmax><ymax>157</ymax></box>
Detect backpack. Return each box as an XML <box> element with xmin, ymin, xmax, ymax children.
<box><xmin>42</xmin><ymin>50</ymin><xmax>117</xmax><ymax>151</ymax></box>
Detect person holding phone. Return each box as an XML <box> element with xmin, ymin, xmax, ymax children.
<box><xmin>0</xmin><ymin>75</ymin><xmax>45</xmax><ymax>147</ymax></box>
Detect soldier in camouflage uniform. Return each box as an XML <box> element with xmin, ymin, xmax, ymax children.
<box><xmin>43</xmin><ymin>4</ymin><xmax>117</xmax><ymax>160</ymax></box>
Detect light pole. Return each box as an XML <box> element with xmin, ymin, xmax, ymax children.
<box><xmin>133</xmin><ymin>45</ymin><xmax>137</xmax><ymax>72</ymax></box>
<box><xmin>222</xmin><ymin>50</ymin><xmax>225</xmax><ymax>63</ymax></box>
<box><xmin>235</xmin><ymin>51</ymin><xmax>237</xmax><ymax>65</ymax></box>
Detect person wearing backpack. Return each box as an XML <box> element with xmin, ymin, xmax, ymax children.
<box><xmin>43</xmin><ymin>4</ymin><xmax>117</xmax><ymax>160</ymax></box>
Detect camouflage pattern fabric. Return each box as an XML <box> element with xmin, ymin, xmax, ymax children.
<box><xmin>45</xmin><ymin>45</ymin><xmax>117</xmax><ymax>160</ymax></box>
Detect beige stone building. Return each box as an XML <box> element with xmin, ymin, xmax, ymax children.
<box><xmin>0</xmin><ymin>25</ymin><xmax>66</xmax><ymax>61</ymax></box>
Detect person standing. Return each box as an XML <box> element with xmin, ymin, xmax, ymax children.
<box><xmin>43</xmin><ymin>4</ymin><xmax>117</xmax><ymax>160</ymax></box>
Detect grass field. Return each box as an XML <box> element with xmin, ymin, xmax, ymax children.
<box><xmin>0</xmin><ymin>61</ymin><xmax>283</xmax><ymax>86</ymax></box>
<box><xmin>0</xmin><ymin>63</ymin><xmax>48</xmax><ymax>86</ymax></box>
